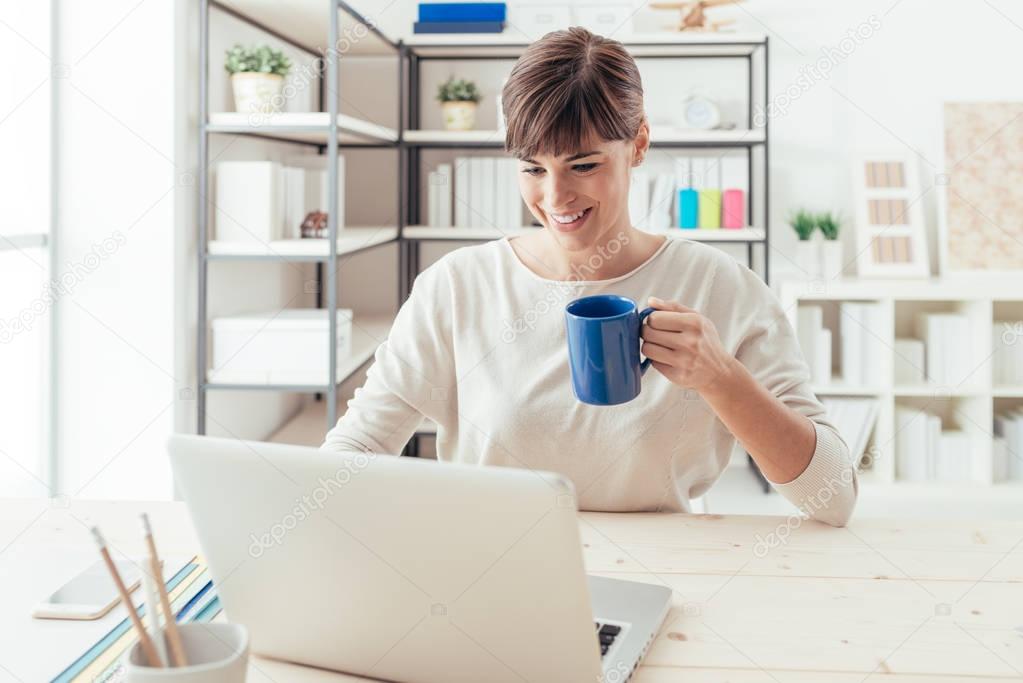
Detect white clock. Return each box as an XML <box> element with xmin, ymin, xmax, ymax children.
<box><xmin>681</xmin><ymin>94</ymin><xmax>720</xmax><ymax>130</ymax></box>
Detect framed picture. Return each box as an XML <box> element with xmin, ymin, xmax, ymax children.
<box><xmin>852</xmin><ymin>156</ymin><xmax>930</xmax><ymax>278</ymax></box>
<box><xmin>938</xmin><ymin>102</ymin><xmax>1023</xmax><ymax>276</ymax></box>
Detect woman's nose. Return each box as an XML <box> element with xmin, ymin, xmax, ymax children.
<box><xmin>545</xmin><ymin>173</ymin><xmax>576</xmax><ymax>209</ymax></box>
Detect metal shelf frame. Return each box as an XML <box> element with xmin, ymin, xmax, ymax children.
<box><xmin>196</xmin><ymin>0</ymin><xmax>402</xmax><ymax>436</ymax></box>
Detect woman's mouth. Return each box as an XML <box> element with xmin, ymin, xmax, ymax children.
<box><xmin>547</xmin><ymin>206</ymin><xmax>593</xmax><ymax>232</ymax></box>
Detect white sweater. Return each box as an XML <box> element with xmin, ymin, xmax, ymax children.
<box><xmin>322</xmin><ymin>236</ymin><xmax>858</xmax><ymax>526</ymax></box>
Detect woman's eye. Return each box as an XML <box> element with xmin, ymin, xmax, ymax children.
<box><xmin>573</xmin><ymin>163</ymin><xmax>598</xmax><ymax>172</ymax></box>
<box><xmin>522</xmin><ymin>167</ymin><xmax>544</xmax><ymax>176</ymax></box>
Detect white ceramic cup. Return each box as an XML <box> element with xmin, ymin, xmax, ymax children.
<box><xmin>125</xmin><ymin>622</ymin><xmax>249</xmax><ymax>683</ymax></box>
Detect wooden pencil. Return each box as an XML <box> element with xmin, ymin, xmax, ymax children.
<box><xmin>140</xmin><ymin>513</ymin><xmax>189</xmax><ymax>667</ymax></box>
<box><xmin>90</xmin><ymin>526</ymin><xmax>163</xmax><ymax>668</ymax></box>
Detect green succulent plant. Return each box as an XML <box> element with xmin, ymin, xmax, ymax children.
<box><xmin>225</xmin><ymin>44</ymin><xmax>292</xmax><ymax>76</ymax></box>
<box><xmin>436</xmin><ymin>76</ymin><xmax>482</xmax><ymax>104</ymax></box>
<box><xmin>789</xmin><ymin>209</ymin><xmax>817</xmax><ymax>241</ymax></box>
<box><xmin>816</xmin><ymin>211</ymin><xmax>841</xmax><ymax>240</ymax></box>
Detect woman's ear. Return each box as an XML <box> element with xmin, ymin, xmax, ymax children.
<box><xmin>632</xmin><ymin>118</ymin><xmax>651</xmax><ymax>166</ymax></box>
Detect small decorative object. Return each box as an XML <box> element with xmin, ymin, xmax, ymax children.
<box><xmin>817</xmin><ymin>212</ymin><xmax>844</xmax><ymax>280</ymax></box>
<box><xmin>649</xmin><ymin>0</ymin><xmax>742</xmax><ymax>32</ymax></box>
<box><xmin>436</xmin><ymin>76</ymin><xmax>482</xmax><ymax>131</ymax></box>
<box><xmin>224</xmin><ymin>44</ymin><xmax>292</xmax><ymax>115</ymax></box>
<box><xmin>939</xmin><ymin>102</ymin><xmax>1023</xmax><ymax>275</ymax></box>
<box><xmin>680</xmin><ymin>93</ymin><xmax>721</xmax><ymax>130</ymax></box>
<box><xmin>790</xmin><ymin>209</ymin><xmax>821</xmax><ymax>279</ymax></box>
<box><xmin>300</xmin><ymin>211</ymin><xmax>328</xmax><ymax>238</ymax></box>
<box><xmin>852</xmin><ymin>156</ymin><xmax>930</xmax><ymax>278</ymax></box>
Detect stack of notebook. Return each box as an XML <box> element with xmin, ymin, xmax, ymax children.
<box><xmin>51</xmin><ymin>557</ymin><xmax>220</xmax><ymax>682</ymax></box>
<box><xmin>414</xmin><ymin>3</ymin><xmax>506</xmax><ymax>33</ymax></box>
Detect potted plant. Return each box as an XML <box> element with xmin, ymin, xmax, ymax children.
<box><xmin>436</xmin><ymin>76</ymin><xmax>482</xmax><ymax>131</ymax></box>
<box><xmin>817</xmin><ymin>211</ymin><xmax>843</xmax><ymax>280</ymax></box>
<box><xmin>789</xmin><ymin>209</ymin><xmax>821</xmax><ymax>279</ymax></box>
<box><xmin>225</xmin><ymin>44</ymin><xmax>292</xmax><ymax>115</ymax></box>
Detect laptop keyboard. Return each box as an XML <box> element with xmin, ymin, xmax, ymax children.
<box><xmin>594</xmin><ymin>622</ymin><xmax>622</xmax><ymax>657</ymax></box>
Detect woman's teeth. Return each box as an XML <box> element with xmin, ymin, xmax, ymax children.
<box><xmin>552</xmin><ymin>208</ymin><xmax>590</xmax><ymax>224</ymax></box>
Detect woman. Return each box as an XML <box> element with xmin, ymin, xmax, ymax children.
<box><xmin>323</xmin><ymin>27</ymin><xmax>857</xmax><ymax>526</ymax></box>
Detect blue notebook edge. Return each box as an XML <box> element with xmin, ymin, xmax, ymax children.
<box><xmin>418</xmin><ymin>3</ymin><xmax>506</xmax><ymax>23</ymax></box>
<box><xmin>413</xmin><ymin>20</ymin><xmax>505</xmax><ymax>34</ymax></box>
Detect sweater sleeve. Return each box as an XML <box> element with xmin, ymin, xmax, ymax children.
<box><xmin>321</xmin><ymin>258</ymin><xmax>456</xmax><ymax>455</ymax></box>
<box><xmin>730</xmin><ymin>263</ymin><xmax>858</xmax><ymax>527</ymax></box>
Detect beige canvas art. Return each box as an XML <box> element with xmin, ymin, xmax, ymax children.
<box><xmin>942</xmin><ymin>102</ymin><xmax>1023</xmax><ymax>273</ymax></box>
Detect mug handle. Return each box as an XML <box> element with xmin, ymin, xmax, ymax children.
<box><xmin>638</xmin><ymin>306</ymin><xmax>656</xmax><ymax>375</ymax></box>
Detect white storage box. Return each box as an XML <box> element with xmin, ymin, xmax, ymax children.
<box><xmin>210</xmin><ymin>309</ymin><xmax>353</xmax><ymax>385</ymax></box>
<box><xmin>574</xmin><ymin>4</ymin><xmax>633</xmax><ymax>35</ymax></box>
<box><xmin>509</xmin><ymin>3</ymin><xmax>572</xmax><ymax>37</ymax></box>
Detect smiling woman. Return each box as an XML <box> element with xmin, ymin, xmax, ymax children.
<box><xmin>323</xmin><ymin>27</ymin><xmax>858</xmax><ymax>527</ymax></box>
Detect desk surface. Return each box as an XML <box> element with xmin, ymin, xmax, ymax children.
<box><xmin>2</xmin><ymin>499</ymin><xmax>1022</xmax><ymax>682</ymax></box>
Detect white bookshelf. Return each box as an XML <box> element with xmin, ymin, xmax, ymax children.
<box><xmin>208</xmin><ymin>227</ymin><xmax>398</xmax><ymax>261</ymax></box>
<box><xmin>780</xmin><ymin>277</ymin><xmax>1023</xmax><ymax>498</ymax></box>
<box><xmin>208</xmin><ymin>112</ymin><xmax>398</xmax><ymax>145</ymax></box>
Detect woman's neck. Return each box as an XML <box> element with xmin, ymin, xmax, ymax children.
<box><xmin>512</xmin><ymin>225</ymin><xmax>667</xmax><ymax>282</ymax></box>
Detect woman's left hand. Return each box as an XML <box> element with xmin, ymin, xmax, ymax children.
<box><xmin>640</xmin><ymin>297</ymin><xmax>738</xmax><ymax>395</ymax></box>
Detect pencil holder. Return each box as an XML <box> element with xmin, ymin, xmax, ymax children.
<box><xmin>125</xmin><ymin>622</ymin><xmax>249</xmax><ymax>682</ymax></box>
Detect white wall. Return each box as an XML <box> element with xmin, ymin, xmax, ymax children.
<box><xmin>53</xmin><ymin>0</ymin><xmax>180</xmax><ymax>499</ymax></box>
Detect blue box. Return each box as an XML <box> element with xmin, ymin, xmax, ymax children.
<box><xmin>418</xmin><ymin>3</ymin><xmax>507</xmax><ymax>22</ymax></box>
<box><xmin>413</xmin><ymin>20</ymin><xmax>505</xmax><ymax>33</ymax></box>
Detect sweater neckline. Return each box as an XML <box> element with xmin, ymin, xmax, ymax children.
<box><xmin>500</xmin><ymin>234</ymin><xmax>674</xmax><ymax>286</ymax></box>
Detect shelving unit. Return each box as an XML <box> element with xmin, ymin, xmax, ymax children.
<box><xmin>197</xmin><ymin>0</ymin><xmax>403</xmax><ymax>435</ymax></box>
<box><xmin>196</xmin><ymin>2</ymin><xmax>773</xmax><ymax>449</ymax></box>
<box><xmin>780</xmin><ymin>277</ymin><xmax>1023</xmax><ymax>510</ymax></box>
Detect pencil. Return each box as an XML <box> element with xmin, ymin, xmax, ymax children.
<box><xmin>141</xmin><ymin>513</ymin><xmax>188</xmax><ymax>667</ymax></box>
<box><xmin>90</xmin><ymin>526</ymin><xmax>163</xmax><ymax>668</ymax></box>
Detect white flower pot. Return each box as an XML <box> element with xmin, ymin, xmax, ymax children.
<box><xmin>821</xmin><ymin>240</ymin><xmax>844</xmax><ymax>280</ymax></box>
<box><xmin>796</xmin><ymin>240</ymin><xmax>821</xmax><ymax>279</ymax></box>
<box><xmin>231</xmin><ymin>72</ymin><xmax>284</xmax><ymax>115</ymax></box>
<box><xmin>442</xmin><ymin>101</ymin><xmax>477</xmax><ymax>131</ymax></box>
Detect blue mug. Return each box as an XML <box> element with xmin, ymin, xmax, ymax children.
<box><xmin>564</xmin><ymin>295</ymin><xmax>655</xmax><ymax>406</ymax></box>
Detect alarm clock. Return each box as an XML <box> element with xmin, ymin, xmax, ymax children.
<box><xmin>681</xmin><ymin>94</ymin><xmax>721</xmax><ymax>130</ymax></box>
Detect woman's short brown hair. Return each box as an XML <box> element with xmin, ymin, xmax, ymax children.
<box><xmin>502</xmin><ymin>27</ymin><xmax>645</xmax><ymax>160</ymax></box>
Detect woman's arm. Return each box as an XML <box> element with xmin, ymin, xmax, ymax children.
<box><xmin>322</xmin><ymin>259</ymin><xmax>456</xmax><ymax>455</ymax></box>
<box><xmin>640</xmin><ymin>266</ymin><xmax>857</xmax><ymax>527</ymax></box>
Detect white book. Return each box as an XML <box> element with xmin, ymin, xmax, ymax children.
<box><xmin>479</xmin><ymin>157</ymin><xmax>495</xmax><ymax>228</ymax></box>
<box><xmin>993</xmin><ymin>322</ymin><xmax>1007</xmax><ymax>385</ymax></box>
<box><xmin>992</xmin><ymin>436</ymin><xmax>1009</xmax><ymax>483</ymax></box>
<box><xmin>894</xmin><ymin>338</ymin><xmax>925</xmax><ymax>384</ymax></box>
<box><xmin>935</xmin><ymin>430</ymin><xmax>970</xmax><ymax>482</ymax></box>
<box><xmin>1012</xmin><ymin>409</ymin><xmax>1023</xmax><ymax>481</ymax></box>
<box><xmin>926</xmin><ymin>414</ymin><xmax>942</xmax><ymax>479</ymax></box>
<box><xmin>815</xmin><ymin>328</ymin><xmax>832</xmax><ymax>384</ymax></box>
<box><xmin>427</xmin><ymin>171</ymin><xmax>440</xmax><ymax>228</ymax></box>
<box><xmin>673</xmin><ymin>157</ymin><xmax>693</xmax><ymax>189</ymax></box>
<box><xmin>437</xmin><ymin>163</ymin><xmax>453</xmax><ymax>228</ymax></box>
<box><xmin>454</xmin><ymin>157</ymin><xmax>469</xmax><ymax>228</ymax></box>
<box><xmin>467</xmin><ymin>157</ymin><xmax>483</xmax><ymax>227</ymax></box>
<box><xmin>914</xmin><ymin>312</ymin><xmax>945</xmax><ymax>384</ymax></box>
<box><xmin>796</xmin><ymin>306</ymin><xmax>823</xmax><ymax>375</ymax></box>
<box><xmin>215</xmin><ymin>161</ymin><xmax>281</xmax><ymax>244</ymax></box>
<box><xmin>649</xmin><ymin>173</ymin><xmax>674</xmax><ymax>231</ymax></box>
<box><xmin>282</xmin><ymin>167</ymin><xmax>304</xmax><ymax>239</ymax></box>
<box><xmin>895</xmin><ymin>405</ymin><xmax>928</xmax><ymax>481</ymax></box>
<box><xmin>840</xmin><ymin>302</ymin><xmax>863</xmax><ymax>386</ymax></box>
<box><xmin>285</xmin><ymin>155</ymin><xmax>345</xmax><ymax>229</ymax></box>
<box><xmin>720</xmin><ymin>155</ymin><xmax>748</xmax><ymax>192</ymax></box>
<box><xmin>494</xmin><ymin>158</ymin><xmax>507</xmax><ymax>230</ymax></box>
<box><xmin>507</xmin><ymin>159</ymin><xmax>522</xmax><ymax>228</ymax></box>
<box><xmin>629</xmin><ymin>169</ymin><xmax>651</xmax><ymax>231</ymax></box>
<box><xmin>944</xmin><ymin>314</ymin><xmax>969</xmax><ymax>386</ymax></box>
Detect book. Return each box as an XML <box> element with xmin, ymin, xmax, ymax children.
<box><xmin>649</xmin><ymin>173</ymin><xmax>674</xmax><ymax>231</ymax></box>
<box><xmin>454</xmin><ymin>156</ymin><xmax>469</xmax><ymax>227</ymax></box>
<box><xmin>414</xmin><ymin>20</ymin><xmax>505</xmax><ymax>33</ymax></box>
<box><xmin>815</xmin><ymin>328</ymin><xmax>832</xmax><ymax>384</ymax></box>
<box><xmin>796</xmin><ymin>305</ymin><xmax>823</xmax><ymax>381</ymax></box>
<box><xmin>215</xmin><ymin>161</ymin><xmax>281</xmax><ymax>244</ymax></box>
<box><xmin>894</xmin><ymin>338</ymin><xmax>925</xmax><ymax>384</ymax></box>
<box><xmin>468</xmin><ymin>157</ymin><xmax>483</xmax><ymax>227</ymax></box>
<box><xmin>480</xmin><ymin>156</ymin><xmax>495</xmax><ymax>228</ymax></box>
<box><xmin>418</xmin><ymin>3</ymin><xmax>507</xmax><ymax>22</ymax></box>
<box><xmin>436</xmin><ymin>163</ymin><xmax>452</xmax><ymax>227</ymax></box>
<box><xmin>895</xmin><ymin>405</ymin><xmax>928</xmax><ymax>481</ymax></box>
<box><xmin>821</xmin><ymin>397</ymin><xmax>879</xmax><ymax>466</ymax></box>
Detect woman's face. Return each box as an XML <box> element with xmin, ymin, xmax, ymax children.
<box><xmin>517</xmin><ymin>124</ymin><xmax>648</xmax><ymax>252</ymax></box>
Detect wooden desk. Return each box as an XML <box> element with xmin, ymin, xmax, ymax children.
<box><xmin>2</xmin><ymin>499</ymin><xmax>1022</xmax><ymax>682</ymax></box>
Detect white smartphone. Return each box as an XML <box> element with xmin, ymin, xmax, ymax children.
<box><xmin>32</xmin><ymin>559</ymin><xmax>142</xmax><ymax>620</ymax></box>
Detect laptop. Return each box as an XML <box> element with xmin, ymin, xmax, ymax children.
<box><xmin>168</xmin><ymin>435</ymin><xmax>671</xmax><ymax>683</ymax></box>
